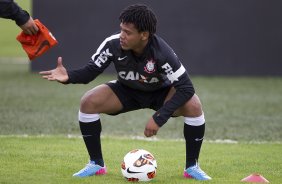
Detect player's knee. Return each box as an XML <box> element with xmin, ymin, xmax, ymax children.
<box><xmin>80</xmin><ymin>91</ymin><xmax>101</xmax><ymax>113</ymax></box>
<box><xmin>181</xmin><ymin>94</ymin><xmax>203</xmax><ymax>116</ymax></box>
<box><xmin>189</xmin><ymin>97</ymin><xmax>202</xmax><ymax>112</ymax></box>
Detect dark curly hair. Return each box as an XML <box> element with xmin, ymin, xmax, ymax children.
<box><xmin>119</xmin><ymin>4</ymin><xmax>157</xmax><ymax>35</ymax></box>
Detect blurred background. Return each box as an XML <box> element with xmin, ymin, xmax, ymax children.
<box><xmin>0</xmin><ymin>0</ymin><xmax>281</xmax><ymax>141</ymax></box>
<box><xmin>30</xmin><ymin>0</ymin><xmax>282</xmax><ymax>75</ymax></box>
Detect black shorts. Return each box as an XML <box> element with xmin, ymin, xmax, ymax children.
<box><xmin>106</xmin><ymin>80</ymin><xmax>171</xmax><ymax>115</ymax></box>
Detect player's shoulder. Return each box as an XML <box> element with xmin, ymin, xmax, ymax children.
<box><xmin>91</xmin><ymin>33</ymin><xmax>120</xmax><ymax>60</ymax></box>
<box><xmin>101</xmin><ymin>32</ymin><xmax>120</xmax><ymax>45</ymax></box>
<box><xmin>151</xmin><ymin>34</ymin><xmax>177</xmax><ymax>60</ymax></box>
<box><xmin>152</xmin><ymin>34</ymin><xmax>172</xmax><ymax>48</ymax></box>
<box><xmin>95</xmin><ymin>32</ymin><xmax>121</xmax><ymax>55</ymax></box>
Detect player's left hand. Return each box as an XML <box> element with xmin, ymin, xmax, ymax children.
<box><xmin>144</xmin><ymin>117</ymin><xmax>159</xmax><ymax>137</ymax></box>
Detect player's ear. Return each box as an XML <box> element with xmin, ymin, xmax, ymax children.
<box><xmin>141</xmin><ymin>31</ymin><xmax>149</xmax><ymax>41</ymax></box>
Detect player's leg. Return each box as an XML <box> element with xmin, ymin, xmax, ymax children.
<box><xmin>166</xmin><ymin>88</ymin><xmax>205</xmax><ymax>167</ymax></box>
<box><xmin>73</xmin><ymin>84</ymin><xmax>123</xmax><ymax>177</ymax></box>
<box><xmin>80</xmin><ymin>84</ymin><xmax>123</xmax><ymax>114</ymax></box>
<box><xmin>164</xmin><ymin>87</ymin><xmax>211</xmax><ymax>180</ymax></box>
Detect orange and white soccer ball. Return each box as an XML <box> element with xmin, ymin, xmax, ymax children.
<box><xmin>121</xmin><ymin>149</ymin><xmax>157</xmax><ymax>182</ymax></box>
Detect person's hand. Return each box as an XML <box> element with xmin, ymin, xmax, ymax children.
<box><xmin>144</xmin><ymin>117</ymin><xmax>160</xmax><ymax>137</ymax></box>
<box><xmin>20</xmin><ymin>17</ymin><xmax>39</xmax><ymax>35</ymax></box>
<box><xmin>39</xmin><ymin>57</ymin><xmax>69</xmax><ymax>83</ymax></box>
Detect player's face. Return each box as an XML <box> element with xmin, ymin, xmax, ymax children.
<box><xmin>120</xmin><ymin>22</ymin><xmax>148</xmax><ymax>54</ymax></box>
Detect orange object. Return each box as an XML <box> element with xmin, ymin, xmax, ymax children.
<box><xmin>241</xmin><ymin>173</ymin><xmax>269</xmax><ymax>183</ymax></box>
<box><xmin>16</xmin><ymin>19</ymin><xmax>58</xmax><ymax>60</ymax></box>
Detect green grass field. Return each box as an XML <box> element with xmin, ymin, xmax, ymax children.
<box><xmin>1</xmin><ymin>136</ymin><xmax>281</xmax><ymax>184</ymax></box>
<box><xmin>1</xmin><ymin>1</ymin><xmax>282</xmax><ymax>183</ymax></box>
<box><xmin>0</xmin><ymin>60</ymin><xmax>281</xmax><ymax>184</ymax></box>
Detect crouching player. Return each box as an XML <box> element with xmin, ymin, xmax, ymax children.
<box><xmin>40</xmin><ymin>4</ymin><xmax>211</xmax><ymax>181</ymax></box>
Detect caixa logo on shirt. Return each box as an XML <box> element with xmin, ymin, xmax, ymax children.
<box><xmin>94</xmin><ymin>48</ymin><xmax>113</xmax><ymax>67</ymax></box>
<box><xmin>119</xmin><ymin>71</ymin><xmax>159</xmax><ymax>83</ymax></box>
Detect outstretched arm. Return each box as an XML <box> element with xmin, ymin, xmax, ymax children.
<box><xmin>39</xmin><ymin>57</ymin><xmax>69</xmax><ymax>83</ymax></box>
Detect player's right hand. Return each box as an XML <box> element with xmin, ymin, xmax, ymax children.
<box><xmin>39</xmin><ymin>57</ymin><xmax>69</xmax><ymax>83</ymax></box>
<box><xmin>144</xmin><ymin>117</ymin><xmax>159</xmax><ymax>137</ymax></box>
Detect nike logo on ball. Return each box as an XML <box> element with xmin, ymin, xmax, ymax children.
<box><xmin>127</xmin><ymin>168</ymin><xmax>142</xmax><ymax>174</ymax></box>
<box><xmin>118</xmin><ymin>56</ymin><xmax>127</xmax><ymax>61</ymax></box>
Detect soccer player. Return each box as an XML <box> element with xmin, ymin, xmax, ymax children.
<box><xmin>39</xmin><ymin>4</ymin><xmax>211</xmax><ymax>181</ymax></box>
<box><xmin>0</xmin><ymin>0</ymin><xmax>38</xmax><ymax>35</ymax></box>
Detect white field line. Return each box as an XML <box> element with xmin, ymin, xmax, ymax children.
<box><xmin>0</xmin><ymin>134</ymin><xmax>281</xmax><ymax>144</ymax></box>
<box><xmin>0</xmin><ymin>57</ymin><xmax>29</xmax><ymax>64</ymax></box>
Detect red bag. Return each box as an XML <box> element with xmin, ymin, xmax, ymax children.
<box><xmin>16</xmin><ymin>19</ymin><xmax>58</xmax><ymax>60</ymax></box>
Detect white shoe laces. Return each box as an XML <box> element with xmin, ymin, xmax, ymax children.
<box><xmin>190</xmin><ymin>165</ymin><xmax>207</xmax><ymax>176</ymax></box>
<box><xmin>78</xmin><ymin>163</ymin><xmax>95</xmax><ymax>173</ymax></box>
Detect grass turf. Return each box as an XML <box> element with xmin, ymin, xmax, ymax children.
<box><xmin>0</xmin><ymin>61</ymin><xmax>281</xmax><ymax>183</ymax></box>
<box><xmin>0</xmin><ymin>136</ymin><xmax>281</xmax><ymax>184</ymax></box>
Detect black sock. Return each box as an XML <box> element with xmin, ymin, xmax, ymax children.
<box><xmin>183</xmin><ymin>123</ymin><xmax>205</xmax><ymax>169</ymax></box>
<box><xmin>79</xmin><ymin>120</ymin><xmax>104</xmax><ymax>167</ymax></box>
